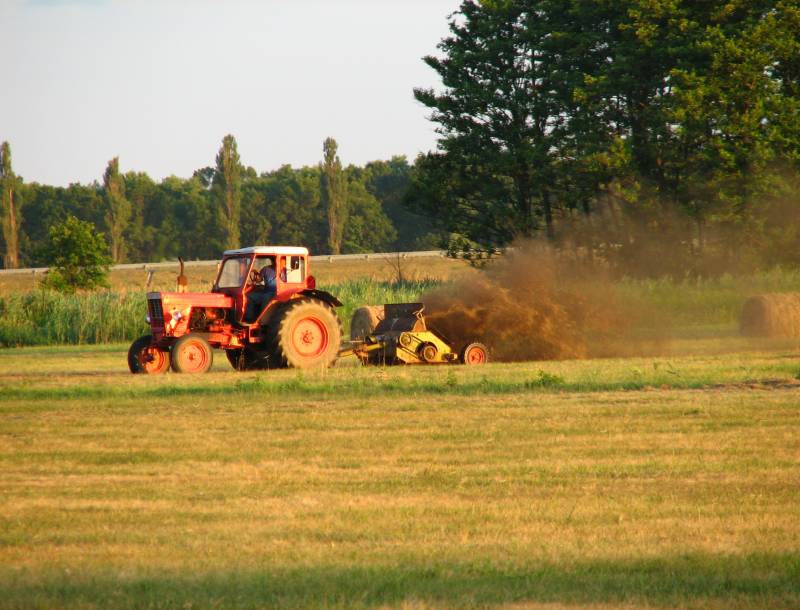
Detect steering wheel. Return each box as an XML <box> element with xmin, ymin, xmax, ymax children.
<box><xmin>249</xmin><ymin>269</ymin><xmax>261</xmax><ymax>285</ymax></box>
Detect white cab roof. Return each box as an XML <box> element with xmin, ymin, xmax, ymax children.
<box><xmin>223</xmin><ymin>246</ymin><xmax>309</xmax><ymax>256</ymax></box>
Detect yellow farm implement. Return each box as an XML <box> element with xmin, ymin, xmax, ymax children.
<box><xmin>341</xmin><ymin>303</ymin><xmax>487</xmax><ymax>366</ymax></box>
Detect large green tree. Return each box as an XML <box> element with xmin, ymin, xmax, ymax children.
<box><xmin>0</xmin><ymin>141</ymin><xmax>22</xmax><ymax>269</ymax></box>
<box><xmin>320</xmin><ymin>137</ymin><xmax>348</xmax><ymax>254</ymax></box>
<box><xmin>413</xmin><ymin>0</ymin><xmax>800</xmax><ymax>271</ymax></box>
<box><xmin>413</xmin><ymin>0</ymin><xmax>593</xmax><ymax>249</ymax></box>
<box><xmin>102</xmin><ymin>157</ymin><xmax>131</xmax><ymax>263</ymax></box>
<box><xmin>212</xmin><ymin>134</ymin><xmax>242</xmax><ymax>250</ymax></box>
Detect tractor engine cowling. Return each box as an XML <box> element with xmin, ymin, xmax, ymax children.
<box><xmin>146</xmin><ymin>291</ymin><xmax>234</xmax><ymax>340</ymax></box>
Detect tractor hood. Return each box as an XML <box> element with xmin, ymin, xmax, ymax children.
<box><xmin>146</xmin><ymin>291</ymin><xmax>234</xmax><ymax>337</ymax></box>
<box><xmin>147</xmin><ymin>291</ymin><xmax>234</xmax><ymax>310</ymax></box>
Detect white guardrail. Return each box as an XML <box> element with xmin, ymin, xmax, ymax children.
<box><xmin>0</xmin><ymin>250</ymin><xmax>450</xmax><ymax>276</ymax></box>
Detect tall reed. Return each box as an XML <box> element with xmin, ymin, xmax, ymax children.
<box><xmin>0</xmin><ymin>291</ymin><xmax>149</xmax><ymax>346</ymax></box>
<box><xmin>4</xmin><ymin>270</ymin><xmax>800</xmax><ymax>347</ymax></box>
<box><xmin>0</xmin><ymin>280</ymin><xmax>438</xmax><ymax>347</ymax></box>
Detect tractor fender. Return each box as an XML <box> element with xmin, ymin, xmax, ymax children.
<box><xmin>299</xmin><ymin>289</ymin><xmax>342</xmax><ymax>308</ymax></box>
<box><xmin>257</xmin><ymin>299</ymin><xmax>286</xmax><ymax>327</ymax></box>
<box><xmin>256</xmin><ymin>290</ymin><xmax>340</xmax><ymax>327</ymax></box>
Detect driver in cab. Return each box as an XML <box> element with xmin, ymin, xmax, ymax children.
<box><xmin>245</xmin><ymin>258</ymin><xmax>276</xmax><ymax>322</ymax></box>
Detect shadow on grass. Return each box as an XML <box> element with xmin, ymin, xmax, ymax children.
<box><xmin>2</xmin><ymin>553</ymin><xmax>798</xmax><ymax>609</ymax></box>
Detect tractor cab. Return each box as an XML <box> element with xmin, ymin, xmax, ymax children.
<box><xmin>213</xmin><ymin>246</ymin><xmax>314</xmax><ymax>324</ymax></box>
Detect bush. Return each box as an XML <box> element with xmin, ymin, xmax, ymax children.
<box><xmin>40</xmin><ymin>215</ymin><xmax>111</xmax><ymax>293</ymax></box>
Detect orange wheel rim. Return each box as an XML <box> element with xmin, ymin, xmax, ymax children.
<box><xmin>292</xmin><ymin>316</ymin><xmax>329</xmax><ymax>358</ymax></box>
<box><xmin>466</xmin><ymin>346</ymin><xmax>486</xmax><ymax>364</ymax></box>
<box><xmin>181</xmin><ymin>341</ymin><xmax>209</xmax><ymax>372</ymax></box>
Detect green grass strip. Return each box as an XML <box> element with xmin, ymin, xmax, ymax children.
<box><xmin>1</xmin><ymin>553</ymin><xmax>798</xmax><ymax>609</ymax></box>
<box><xmin>2</xmin><ymin>372</ymin><xmax>796</xmax><ymax>404</ymax></box>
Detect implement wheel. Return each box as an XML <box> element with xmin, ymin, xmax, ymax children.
<box><xmin>128</xmin><ymin>334</ymin><xmax>169</xmax><ymax>374</ymax></box>
<box><xmin>171</xmin><ymin>334</ymin><xmax>213</xmax><ymax>374</ymax></box>
<box><xmin>419</xmin><ymin>342</ymin><xmax>438</xmax><ymax>363</ymax></box>
<box><xmin>460</xmin><ymin>342</ymin><xmax>488</xmax><ymax>366</ymax></box>
<box><xmin>274</xmin><ymin>299</ymin><xmax>342</xmax><ymax>369</ymax></box>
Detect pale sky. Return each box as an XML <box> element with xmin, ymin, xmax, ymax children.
<box><xmin>0</xmin><ymin>0</ymin><xmax>458</xmax><ymax>186</ymax></box>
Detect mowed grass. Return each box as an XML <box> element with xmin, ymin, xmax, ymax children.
<box><xmin>1</xmin><ymin>345</ymin><xmax>799</xmax><ymax>609</ymax></box>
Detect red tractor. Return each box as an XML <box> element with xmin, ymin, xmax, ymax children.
<box><xmin>128</xmin><ymin>246</ymin><xmax>342</xmax><ymax>374</ymax></box>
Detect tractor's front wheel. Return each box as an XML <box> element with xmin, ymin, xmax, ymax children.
<box><xmin>273</xmin><ymin>299</ymin><xmax>342</xmax><ymax>369</ymax></box>
<box><xmin>128</xmin><ymin>335</ymin><xmax>170</xmax><ymax>374</ymax></box>
<box><xmin>171</xmin><ymin>334</ymin><xmax>213</xmax><ymax>374</ymax></box>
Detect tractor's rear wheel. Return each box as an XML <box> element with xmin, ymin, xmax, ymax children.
<box><xmin>128</xmin><ymin>334</ymin><xmax>169</xmax><ymax>374</ymax></box>
<box><xmin>171</xmin><ymin>334</ymin><xmax>213</xmax><ymax>374</ymax></box>
<box><xmin>460</xmin><ymin>342</ymin><xmax>488</xmax><ymax>365</ymax></box>
<box><xmin>273</xmin><ymin>299</ymin><xmax>342</xmax><ymax>369</ymax></box>
<box><xmin>225</xmin><ymin>347</ymin><xmax>272</xmax><ymax>371</ymax></box>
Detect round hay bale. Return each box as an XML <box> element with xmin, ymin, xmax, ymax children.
<box><xmin>740</xmin><ymin>293</ymin><xmax>800</xmax><ymax>337</ymax></box>
<box><xmin>350</xmin><ymin>305</ymin><xmax>385</xmax><ymax>341</ymax></box>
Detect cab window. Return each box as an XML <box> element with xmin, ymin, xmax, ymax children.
<box><xmin>217</xmin><ymin>256</ymin><xmax>250</xmax><ymax>288</ymax></box>
<box><xmin>284</xmin><ymin>256</ymin><xmax>305</xmax><ymax>283</ymax></box>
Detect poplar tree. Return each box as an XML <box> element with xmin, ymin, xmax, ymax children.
<box><xmin>212</xmin><ymin>134</ymin><xmax>242</xmax><ymax>250</ymax></box>
<box><xmin>103</xmin><ymin>156</ymin><xmax>131</xmax><ymax>263</ymax></box>
<box><xmin>320</xmin><ymin>137</ymin><xmax>347</xmax><ymax>254</ymax></box>
<box><xmin>0</xmin><ymin>141</ymin><xmax>21</xmax><ymax>269</ymax></box>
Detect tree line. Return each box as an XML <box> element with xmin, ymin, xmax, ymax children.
<box><xmin>3</xmin><ymin>0</ymin><xmax>800</xmax><ymax>278</ymax></box>
<box><xmin>0</xmin><ymin>136</ymin><xmax>440</xmax><ymax>269</ymax></box>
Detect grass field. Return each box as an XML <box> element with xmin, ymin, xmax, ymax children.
<box><xmin>1</xmin><ymin>343</ymin><xmax>799</xmax><ymax>609</ymax></box>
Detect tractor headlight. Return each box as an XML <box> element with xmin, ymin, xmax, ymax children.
<box><xmin>173</xmin><ymin>311</ymin><xmax>183</xmax><ymax>321</ymax></box>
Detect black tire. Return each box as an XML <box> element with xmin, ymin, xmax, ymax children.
<box><xmin>170</xmin><ymin>334</ymin><xmax>213</xmax><ymax>374</ymax></box>
<box><xmin>225</xmin><ymin>347</ymin><xmax>272</xmax><ymax>371</ymax></box>
<box><xmin>460</xmin><ymin>342</ymin><xmax>488</xmax><ymax>365</ymax></box>
<box><xmin>419</xmin><ymin>342</ymin><xmax>438</xmax><ymax>363</ymax></box>
<box><xmin>128</xmin><ymin>334</ymin><xmax>169</xmax><ymax>374</ymax></box>
<box><xmin>272</xmin><ymin>299</ymin><xmax>342</xmax><ymax>369</ymax></box>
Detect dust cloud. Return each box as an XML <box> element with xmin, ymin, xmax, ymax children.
<box><xmin>422</xmin><ymin>242</ymin><xmax>661</xmax><ymax>361</ymax></box>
